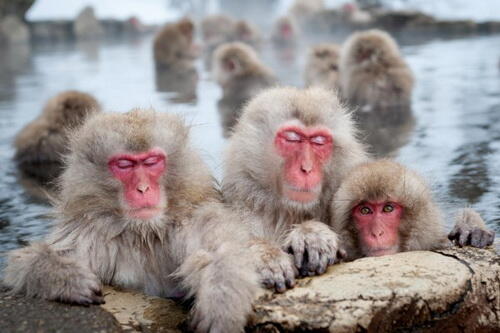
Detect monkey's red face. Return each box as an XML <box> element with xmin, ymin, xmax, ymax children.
<box><xmin>352</xmin><ymin>201</ymin><xmax>403</xmax><ymax>257</ymax></box>
<box><xmin>275</xmin><ymin>125</ymin><xmax>333</xmax><ymax>203</ymax></box>
<box><xmin>108</xmin><ymin>148</ymin><xmax>166</xmax><ymax>220</ymax></box>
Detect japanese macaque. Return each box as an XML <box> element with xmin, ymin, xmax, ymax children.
<box><xmin>14</xmin><ymin>91</ymin><xmax>100</xmax><ymax>184</ymax></box>
<box><xmin>153</xmin><ymin>18</ymin><xmax>198</xmax><ymax>70</ymax></box>
<box><xmin>331</xmin><ymin>160</ymin><xmax>496</xmax><ymax>260</ymax></box>
<box><xmin>222</xmin><ymin>87</ymin><xmax>368</xmax><ymax>291</ymax></box>
<box><xmin>304</xmin><ymin>43</ymin><xmax>341</xmax><ymax>89</ymax></box>
<box><xmin>339</xmin><ymin>29</ymin><xmax>414</xmax><ymax>112</ymax></box>
<box><xmin>4</xmin><ymin>109</ymin><xmax>260</xmax><ymax>333</ymax></box>
<box><xmin>271</xmin><ymin>16</ymin><xmax>299</xmax><ymax>47</ymax></box>
<box><xmin>213</xmin><ymin>42</ymin><xmax>277</xmax><ymax>137</ymax></box>
<box><xmin>340</xmin><ymin>2</ymin><xmax>373</xmax><ymax>25</ymax></box>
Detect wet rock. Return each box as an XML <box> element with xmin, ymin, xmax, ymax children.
<box><xmin>74</xmin><ymin>6</ymin><xmax>103</xmax><ymax>40</ymax></box>
<box><xmin>0</xmin><ymin>286</ymin><xmax>121</xmax><ymax>333</ymax></box>
<box><xmin>248</xmin><ymin>247</ymin><xmax>499</xmax><ymax>332</ymax></box>
<box><xmin>0</xmin><ymin>15</ymin><xmax>29</xmax><ymax>43</ymax></box>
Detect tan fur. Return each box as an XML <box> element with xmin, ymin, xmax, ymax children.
<box><xmin>222</xmin><ymin>87</ymin><xmax>368</xmax><ymax>283</ymax></box>
<box><xmin>339</xmin><ymin>29</ymin><xmax>414</xmax><ymax>112</ymax></box>
<box><xmin>5</xmin><ymin>109</ymin><xmax>259</xmax><ymax>333</ymax></box>
<box><xmin>14</xmin><ymin>90</ymin><xmax>100</xmax><ymax>183</ymax></box>
<box><xmin>213</xmin><ymin>42</ymin><xmax>277</xmax><ymax>137</ymax></box>
<box><xmin>271</xmin><ymin>16</ymin><xmax>299</xmax><ymax>47</ymax></box>
<box><xmin>288</xmin><ymin>0</ymin><xmax>324</xmax><ymax>22</ymax></box>
<box><xmin>304</xmin><ymin>43</ymin><xmax>341</xmax><ymax>89</ymax></box>
<box><xmin>331</xmin><ymin>159</ymin><xmax>490</xmax><ymax>261</ymax></box>
<box><xmin>153</xmin><ymin>18</ymin><xmax>196</xmax><ymax>70</ymax></box>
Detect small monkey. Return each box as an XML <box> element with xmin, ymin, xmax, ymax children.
<box><xmin>339</xmin><ymin>29</ymin><xmax>414</xmax><ymax>112</ymax></box>
<box><xmin>14</xmin><ymin>90</ymin><xmax>100</xmax><ymax>184</ymax></box>
<box><xmin>5</xmin><ymin>109</ymin><xmax>260</xmax><ymax>333</ymax></box>
<box><xmin>153</xmin><ymin>17</ymin><xmax>198</xmax><ymax>70</ymax></box>
<box><xmin>271</xmin><ymin>16</ymin><xmax>299</xmax><ymax>47</ymax></box>
<box><xmin>222</xmin><ymin>87</ymin><xmax>368</xmax><ymax>291</ymax></box>
<box><xmin>304</xmin><ymin>43</ymin><xmax>341</xmax><ymax>89</ymax></box>
<box><xmin>213</xmin><ymin>42</ymin><xmax>277</xmax><ymax>137</ymax></box>
<box><xmin>331</xmin><ymin>159</ymin><xmax>495</xmax><ymax>260</ymax></box>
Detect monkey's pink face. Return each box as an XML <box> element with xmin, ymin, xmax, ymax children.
<box><xmin>352</xmin><ymin>201</ymin><xmax>403</xmax><ymax>257</ymax></box>
<box><xmin>275</xmin><ymin>125</ymin><xmax>333</xmax><ymax>203</ymax></box>
<box><xmin>108</xmin><ymin>148</ymin><xmax>166</xmax><ymax>220</ymax></box>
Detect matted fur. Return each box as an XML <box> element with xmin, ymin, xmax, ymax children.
<box><xmin>332</xmin><ymin>159</ymin><xmax>450</xmax><ymax>260</ymax></box>
<box><xmin>14</xmin><ymin>90</ymin><xmax>100</xmax><ymax>182</ymax></box>
<box><xmin>5</xmin><ymin>109</ymin><xmax>259</xmax><ymax>333</ymax></box>
<box><xmin>339</xmin><ymin>29</ymin><xmax>414</xmax><ymax>111</ymax></box>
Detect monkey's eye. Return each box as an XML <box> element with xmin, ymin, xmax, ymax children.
<box><xmin>116</xmin><ymin>159</ymin><xmax>135</xmax><ymax>169</ymax></box>
<box><xmin>143</xmin><ymin>156</ymin><xmax>161</xmax><ymax>166</ymax></box>
<box><xmin>360</xmin><ymin>206</ymin><xmax>372</xmax><ymax>215</ymax></box>
<box><xmin>310</xmin><ymin>135</ymin><xmax>327</xmax><ymax>145</ymax></box>
<box><xmin>283</xmin><ymin>131</ymin><xmax>302</xmax><ymax>142</ymax></box>
<box><xmin>382</xmin><ymin>204</ymin><xmax>394</xmax><ymax>213</ymax></box>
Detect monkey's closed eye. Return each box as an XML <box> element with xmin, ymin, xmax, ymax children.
<box><xmin>382</xmin><ymin>204</ymin><xmax>394</xmax><ymax>213</ymax></box>
<box><xmin>310</xmin><ymin>136</ymin><xmax>327</xmax><ymax>145</ymax></box>
<box><xmin>283</xmin><ymin>131</ymin><xmax>302</xmax><ymax>142</ymax></box>
<box><xmin>143</xmin><ymin>156</ymin><xmax>161</xmax><ymax>166</ymax></box>
<box><xmin>360</xmin><ymin>206</ymin><xmax>372</xmax><ymax>215</ymax></box>
<box><xmin>116</xmin><ymin>159</ymin><xmax>135</xmax><ymax>169</ymax></box>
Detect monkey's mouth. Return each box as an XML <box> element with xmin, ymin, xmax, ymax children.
<box><xmin>366</xmin><ymin>246</ymin><xmax>398</xmax><ymax>257</ymax></box>
<box><xmin>284</xmin><ymin>184</ymin><xmax>321</xmax><ymax>203</ymax></box>
<box><xmin>128</xmin><ymin>207</ymin><xmax>163</xmax><ymax>220</ymax></box>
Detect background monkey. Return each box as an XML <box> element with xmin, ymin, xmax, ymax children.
<box><xmin>153</xmin><ymin>17</ymin><xmax>198</xmax><ymax>70</ymax></box>
<box><xmin>331</xmin><ymin>159</ymin><xmax>495</xmax><ymax>260</ymax></box>
<box><xmin>213</xmin><ymin>42</ymin><xmax>277</xmax><ymax>137</ymax></box>
<box><xmin>339</xmin><ymin>29</ymin><xmax>414</xmax><ymax>112</ymax></box>
<box><xmin>304</xmin><ymin>43</ymin><xmax>341</xmax><ymax>89</ymax></box>
<box><xmin>5</xmin><ymin>109</ymin><xmax>260</xmax><ymax>333</ymax></box>
<box><xmin>222</xmin><ymin>87</ymin><xmax>368</xmax><ymax>290</ymax></box>
<box><xmin>14</xmin><ymin>90</ymin><xmax>100</xmax><ymax>184</ymax></box>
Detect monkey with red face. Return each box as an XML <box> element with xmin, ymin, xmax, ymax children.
<box><xmin>4</xmin><ymin>109</ymin><xmax>259</xmax><ymax>333</ymax></box>
<box><xmin>331</xmin><ymin>159</ymin><xmax>495</xmax><ymax>260</ymax></box>
<box><xmin>223</xmin><ymin>87</ymin><xmax>368</xmax><ymax>291</ymax></box>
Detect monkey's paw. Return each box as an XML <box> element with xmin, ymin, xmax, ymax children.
<box><xmin>53</xmin><ymin>266</ymin><xmax>104</xmax><ymax>306</ymax></box>
<box><xmin>449</xmin><ymin>209</ymin><xmax>495</xmax><ymax>248</ymax></box>
<box><xmin>285</xmin><ymin>220</ymin><xmax>345</xmax><ymax>277</ymax></box>
<box><xmin>249</xmin><ymin>240</ymin><xmax>297</xmax><ymax>293</ymax></box>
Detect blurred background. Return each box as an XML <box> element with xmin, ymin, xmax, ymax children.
<box><xmin>0</xmin><ymin>0</ymin><xmax>499</xmax><ymax>271</ymax></box>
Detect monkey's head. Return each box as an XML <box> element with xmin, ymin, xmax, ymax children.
<box><xmin>308</xmin><ymin>44</ymin><xmax>340</xmax><ymax>81</ymax></box>
<box><xmin>212</xmin><ymin>42</ymin><xmax>262</xmax><ymax>86</ymax></box>
<box><xmin>153</xmin><ymin>18</ymin><xmax>197</xmax><ymax>68</ymax></box>
<box><xmin>223</xmin><ymin>87</ymin><xmax>367</xmax><ymax>213</ymax></box>
<box><xmin>43</xmin><ymin>91</ymin><xmax>100</xmax><ymax>128</ymax></box>
<box><xmin>341</xmin><ymin>29</ymin><xmax>401</xmax><ymax>68</ymax></box>
<box><xmin>234</xmin><ymin>21</ymin><xmax>259</xmax><ymax>43</ymax></box>
<box><xmin>333</xmin><ymin>160</ymin><xmax>443</xmax><ymax>259</ymax></box>
<box><xmin>58</xmin><ymin>109</ymin><xmax>214</xmax><ymax>232</ymax></box>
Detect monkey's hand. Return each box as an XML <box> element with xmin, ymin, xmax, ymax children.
<box><xmin>4</xmin><ymin>243</ymin><xmax>104</xmax><ymax>306</ymax></box>
<box><xmin>248</xmin><ymin>239</ymin><xmax>297</xmax><ymax>293</ymax></box>
<box><xmin>448</xmin><ymin>208</ymin><xmax>495</xmax><ymax>248</ymax></box>
<box><xmin>285</xmin><ymin>220</ymin><xmax>345</xmax><ymax>277</ymax></box>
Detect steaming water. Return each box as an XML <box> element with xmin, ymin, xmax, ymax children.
<box><xmin>0</xmin><ymin>31</ymin><xmax>499</xmax><ymax>273</ymax></box>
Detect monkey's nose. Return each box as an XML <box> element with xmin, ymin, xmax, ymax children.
<box><xmin>137</xmin><ymin>183</ymin><xmax>150</xmax><ymax>194</ymax></box>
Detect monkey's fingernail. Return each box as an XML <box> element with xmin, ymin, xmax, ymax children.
<box><xmin>285</xmin><ymin>278</ymin><xmax>295</xmax><ymax>288</ymax></box>
<box><xmin>275</xmin><ymin>282</ymin><xmax>286</xmax><ymax>293</ymax></box>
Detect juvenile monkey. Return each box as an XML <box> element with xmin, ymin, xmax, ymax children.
<box><xmin>304</xmin><ymin>43</ymin><xmax>341</xmax><ymax>89</ymax></box>
<box><xmin>213</xmin><ymin>42</ymin><xmax>277</xmax><ymax>137</ymax></box>
<box><xmin>339</xmin><ymin>29</ymin><xmax>414</xmax><ymax>112</ymax></box>
<box><xmin>331</xmin><ymin>159</ymin><xmax>495</xmax><ymax>260</ymax></box>
<box><xmin>14</xmin><ymin>90</ymin><xmax>100</xmax><ymax>184</ymax></box>
<box><xmin>5</xmin><ymin>109</ymin><xmax>259</xmax><ymax>333</ymax></box>
<box><xmin>153</xmin><ymin>17</ymin><xmax>198</xmax><ymax>70</ymax></box>
<box><xmin>222</xmin><ymin>87</ymin><xmax>368</xmax><ymax>290</ymax></box>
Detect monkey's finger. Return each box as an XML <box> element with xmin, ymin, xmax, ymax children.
<box><xmin>316</xmin><ymin>254</ymin><xmax>329</xmax><ymax>275</ymax></box>
<box><xmin>486</xmin><ymin>232</ymin><xmax>495</xmax><ymax>246</ymax></box>
<box><xmin>290</xmin><ymin>243</ymin><xmax>305</xmax><ymax>269</ymax></box>
<box><xmin>274</xmin><ymin>277</ymin><xmax>287</xmax><ymax>293</ymax></box>
<box><xmin>306</xmin><ymin>249</ymin><xmax>320</xmax><ymax>274</ymax></box>
<box><xmin>337</xmin><ymin>248</ymin><xmax>347</xmax><ymax>260</ymax></box>
<box><xmin>447</xmin><ymin>227</ymin><xmax>459</xmax><ymax>241</ymax></box>
<box><xmin>458</xmin><ymin>230</ymin><xmax>471</xmax><ymax>247</ymax></box>
<box><xmin>470</xmin><ymin>229</ymin><xmax>484</xmax><ymax>248</ymax></box>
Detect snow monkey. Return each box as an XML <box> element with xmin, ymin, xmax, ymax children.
<box><xmin>304</xmin><ymin>43</ymin><xmax>341</xmax><ymax>89</ymax></box>
<box><xmin>332</xmin><ymin>159</ymin><xmax>495</xmax><ymax>260</ymax></box>
<box><xmin>339</xmin><ymin>29</ymin><xmax>414</xmax><ymax>112</ymax></box>
<box><xmin>222</xmin><ymin>87</ymin><xmax>369</xmax><ymax>291</ymax></box>
<box><xmin>14</xmin><ymin>90</ymin><xmax>100</xmax><ymax>184</ymax></box>
<box><xmin>5</xmin><ymin>109</ymin><xmax>261</xmax><ymax>333</ymax></box>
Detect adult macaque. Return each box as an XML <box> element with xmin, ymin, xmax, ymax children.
<box><xmin>213</xmin><ymin>42</ymin><xmax>277</xmax><ymax>137</ymax></box>
<box><xmin>4</xmin><ymin>109</ymin><xmax>260</xmax><ymax>333</ymax></box>
<box><xmin>153</xmin><ymin>17</ymin><xmax>198</xmax><ymax>70</ymax></box>
<box><xmin>14</xmin><ymin>90</ymin><xmax>100</xmax><ymax>184</ymax></box>
<box><xmin>304</xmin><ymin>43</ymin><xmax>341</xmax><ymax>89</ymax></box>
<box><xmin>340</xmin><ymin>2</ymin><xmax>373</xmax><ymax>25</ymax></box>
<box><xmin>271</xmin><ymin>16</ymin><xmax>299</xmax><ymax>47</ymax></box>
<box><xmin>331</xmin><ymin>160</ymin><xmax>495</xmax><ymax>260</ymax></box>
<box><xmin>222</xmin><ymin>87</ymin><xmax>368</xmax><ymax>290</ymax></box>
<box><xmin>339</xmin><ymin>29</ymin><xmax>414</xmax><ymax>112</ymax></box>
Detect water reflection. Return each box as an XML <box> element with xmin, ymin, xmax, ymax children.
<box><xmin>155</xmin><ymin>67</ymin><xmax>198</xmax><ymax>104</ymax></box>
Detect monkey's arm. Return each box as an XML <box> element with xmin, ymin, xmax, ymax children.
<box><xmin>284</xmin><ymin>220</ymin><xmax>345</xmax><ymax>277</ymax></box>
<box><xmin>3</xmin><ymin>242</ymin><xmax>103</xmax><ymax>305</ymax></box>
<box><xmin>448</xmin><ymin>208</ymin><xmax>495</xmax><ymax>248</ymax></box>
